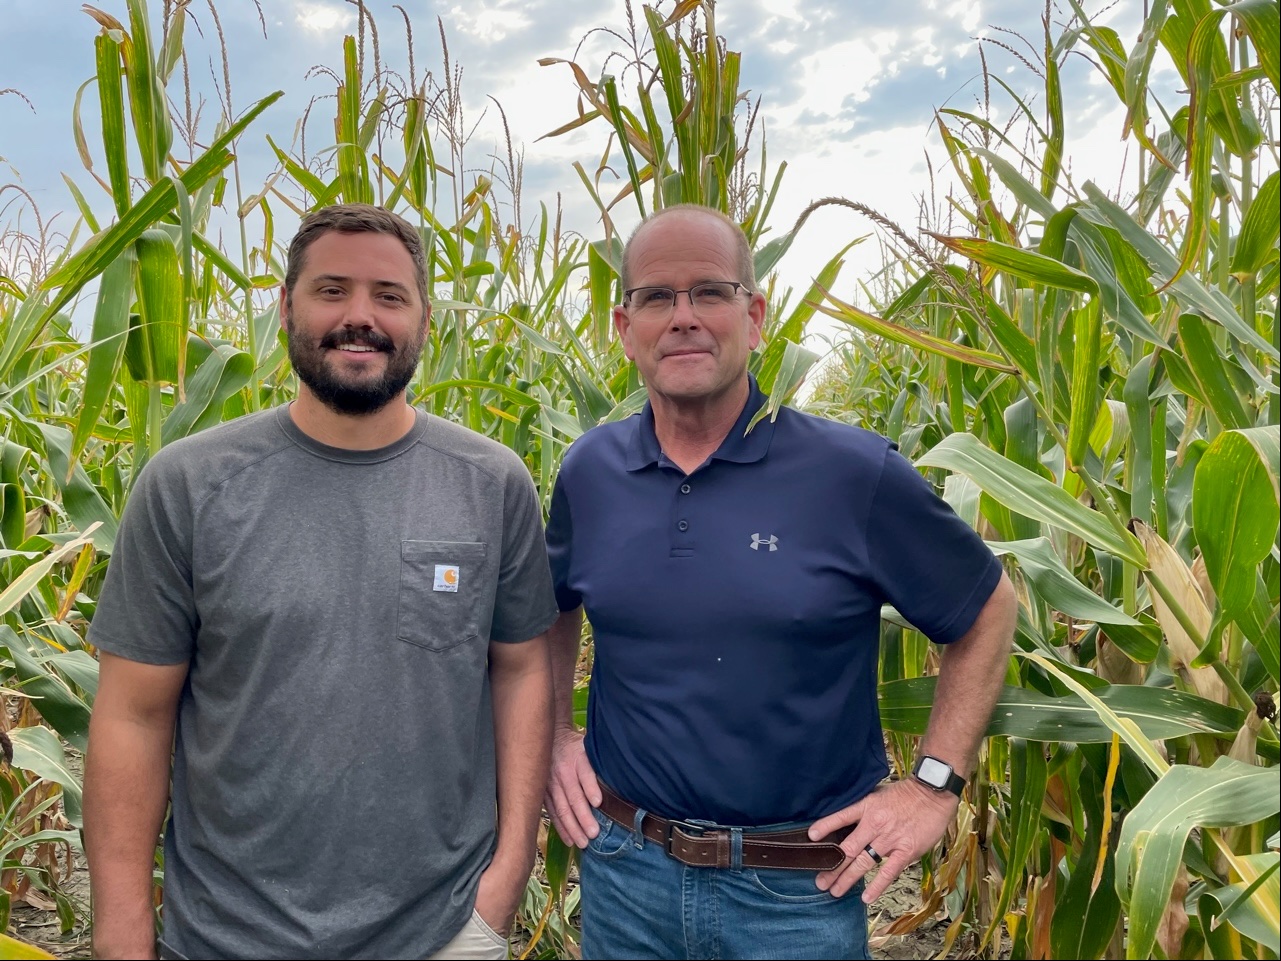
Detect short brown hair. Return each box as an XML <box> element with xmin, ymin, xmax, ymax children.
<box><xmin>619</xmin><ymin>204</ymin><xmax>756</xmax><ymax>293</ymax></box>
<box><xmin>285</xmin><ymin>204</ymin><xmax>428</xmax><ymax>306</ymax></box>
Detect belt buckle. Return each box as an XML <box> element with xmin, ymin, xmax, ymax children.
<box><xmin>664</xmin><ymin>818</ymin><xmax>707</xmax><ymax>858</ymax></box>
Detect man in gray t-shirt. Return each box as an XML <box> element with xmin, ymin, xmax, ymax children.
<box><xmin>84</xmin><ymin>204</ymin><xmax>558</xmax><ymax>960</ymax></box>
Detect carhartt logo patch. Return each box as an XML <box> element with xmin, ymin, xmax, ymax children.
<box><xmin>433</xmin><ymin>564</ymin><xmax>460</xmax><ymax>592</ymax></box>
<box><xmin>750</xmin><ymin>533</ymin><xmax>778</xmax><ymax>552</ymax></box>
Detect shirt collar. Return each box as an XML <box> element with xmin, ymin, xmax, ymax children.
<box><xmin>625</xmin><ymin>375</ymin><xmax>777</xmax><ymax>472</ymax></box>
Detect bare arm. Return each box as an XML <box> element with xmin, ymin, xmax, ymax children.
<box><xmin>84</xmin><ymin>652</ymin><xmax>188</xmax><ymax>960</ymax></box>
<box><xmin>474</xmin><ymin>633</ymin><xmax>554</xmax><ymax>933</ymax></box>
<box><xmin>809</xmin><ymin>572</ymin><xmax>1018</xmax><ymax>901</ymax></box>
<box><xmin>542</xmin><ymin>608</ymin><xmax>602</xmax><ymax>848</ymax></box>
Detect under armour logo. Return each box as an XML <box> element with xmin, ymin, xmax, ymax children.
<box><xmin>750</xmin><ymin>533</ymin><xmax>778</xmax><ymax>551</ymax></box>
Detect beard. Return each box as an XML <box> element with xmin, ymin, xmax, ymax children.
<box><xmin>286</xmin><ymin>313</ymin><xmax>427</xmax><ymax>415</ymax></box>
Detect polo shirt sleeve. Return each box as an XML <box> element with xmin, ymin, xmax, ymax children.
<box><xmin>87</xmin><ymin>455</ymin><xmax>197</xmax><ymax>665</ymax></box>
<box><xmin>865</xmin><ymin>444</ymin><xmax>1003</xmax><ymax>644</ymax></box>
<box><xmin>489</xmin><ymin>462</ymin><xmax>559</xmax><ymax>643</ymax></box>
<box><xmin>544</xmin><ymin>476</ymin><xmax>582</xmax><ymax>612</ymax></box>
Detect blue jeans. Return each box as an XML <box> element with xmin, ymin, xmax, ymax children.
<box><xmin>579</xmin><ymin>806</ymin><xmax>871</xmax><ymax>960</ymax></box>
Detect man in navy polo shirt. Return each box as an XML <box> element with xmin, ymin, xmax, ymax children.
<box><xmin>544</xmin><ymin>204</ymin><xmax>1017</xmax><ymax>960</ymax></box>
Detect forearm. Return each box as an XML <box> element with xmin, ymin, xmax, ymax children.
<box><xmin>84</xmin><ymin>713</ymin><xmax>175</xmax><ymax>958</ymax></box>
<box><xmin>546</xmin><ymin>608</ymin><xmax>584</xmax><ymax>733</ymax></box>
<box><xmin>920</xmin><ymin>573</ymin><xmax>1017</xmax><ymax>776</ymax></box>
<box><xmin>489</xmin><ymin>636</ymin><xmax>554</xmax><ymax>871</ymax></box>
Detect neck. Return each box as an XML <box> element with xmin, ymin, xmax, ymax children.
<box><xmin>289</xmin><ymin>389</ymin><xmax>417</xmax><ymax>450</ymax></box>
<box><xmin>650</xmin><ymin>377</ymin><xmax>750</xmax><ymax>475</ymax></box>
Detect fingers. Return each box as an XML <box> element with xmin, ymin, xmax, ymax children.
<box><xmin>545</xmin><ymin>737</ymin><xmax>601</xmax><ymax>849</ymax></box>
<box><xmin>860</xmin><ymin>851</ymin><xmax>909</xmax><ymax>903</ymax></box>
<box><xmin>818</xmin><ymin>837</ymin><xmax>899</xmax><ymax>900</ymax></box>
<box><xmin>807</xmin><ymin>798</ymin><xmax>865</xmax><ymax>841</ymax></box>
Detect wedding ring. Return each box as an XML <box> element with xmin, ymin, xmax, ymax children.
<box><xmin>864</xmin><ymin>843</ymin><xmax>883</xmax><ymax>864</ymax></box>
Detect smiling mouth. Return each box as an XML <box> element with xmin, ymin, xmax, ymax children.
<box><xmin>333</xmin><ymin>344</ymin><xmax>381</xmax><ymax>353</ymax></box>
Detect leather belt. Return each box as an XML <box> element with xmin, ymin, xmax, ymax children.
<box><xmin>597</xmin><ymin>785</ymin><xmax>852</xmax><ymax>871</ymax></box>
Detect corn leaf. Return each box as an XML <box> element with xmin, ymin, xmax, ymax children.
<box><xmin>5</xmin><ymin>720</ymin><xmax>85</xmax><ymax>827</ymax></box>
<box><xmin>1231</xmin><ymin>170</ymin><xmax>1280</xmax><ymax>279</ymax></box>
<box><xmin>932</xmin><ymin>233</ymin><xmax>1100</xmax><ymax>295</ymax></box>
<box><xmin>916</xmin><ymin>433</ymin><xmax>1146</xmax><ymax>566</ymax></box>
<box><xmin>1193</xmin><ymin>428</ymin><xmax>1280</xmax><ymax>616</ymax></box>
<box><xmin>990</xmin><ymin>538</ymin><xmax>1139</xmax><ymax>625</ymax></box>
<box><xmin>69</xmin><ymin>247</ymin><xmax>136</xmax><ymax>469</ymax></box>
<box><xmin>1117</xmin><ymin>757</ymin><xmax>1280</xmax><ymax>961</ymax></box>
<box><xmin>880</xmin><ymin>675</ymin><xmax>1240</xmax><ymax>741</ymax></box>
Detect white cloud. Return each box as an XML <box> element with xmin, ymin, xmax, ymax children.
<box><xmin>446</xmin><ymin>2</ymin><xmax>533</xmax><ymax>44</ymax></box>
<box><xmin>292</xmin><ymin>0</ymin><xmax>355</xmax><ymax>35</ymax></box>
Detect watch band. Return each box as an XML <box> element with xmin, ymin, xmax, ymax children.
<box><xmin>912</xmin><ymin>755</ymin><xmax>966</xmax><ymax>797</ymax></box>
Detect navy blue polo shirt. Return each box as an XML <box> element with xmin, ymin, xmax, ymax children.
<box><xmin>545</xmin><ymin>379</ymin><xmax>1002</xmax><ymax>825</ymax></box>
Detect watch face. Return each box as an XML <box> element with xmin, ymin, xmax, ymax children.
<box><xmin>917</xmin><ymin>756</ymin><xmax>952</xmax><ymax>788</ymax></box>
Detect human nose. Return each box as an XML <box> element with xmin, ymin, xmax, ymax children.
<box><xmin>668</xmin><ymin>289</ymin><xmax>700</xmax><ymax>328</ymax></box>
<box><xmin>343</xmin><ymin>288</ymin><xmax>377</xmax><ymax>327</ymax></box>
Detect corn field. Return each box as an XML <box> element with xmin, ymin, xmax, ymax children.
<box><xmin>0</xmin><ymin>0</ymin><xmax>1278</xmax><ymax>957</ymax></box>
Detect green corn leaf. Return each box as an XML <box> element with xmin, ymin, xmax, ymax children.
<box><xmin>880</xmin><ymin>675</ymin><xmax>1240</xmax><ymax>742</ymax></box>
<box><xmin>811</xmin><ymin>286</ymin><xmax>1015</xmax><ymax>371</ymax></box>
<box><xmin>1178</xmin><ymin>313</ymin><xmax>1253</xmax><ymax>430</ymax></box>
<box><xmin>986</xmin><ymin>738</ymin><xmax>1048</xmax><ymax>944</ymax></box>
<box><xmin>69</xmin><ymin>247</ymin><xmax>137</xmax><ymax>469</ymax></box>
<box><xmin>932</xmin><ymin>233</ymin><xmax>1100</xmax><ymax>295</ymax></box>
<box><xmin>6</xmin><ymin>723</ymin><xmax>85</xmax><ymax>828</ymax></box>
<box><xmin>990</xmin><ymin>538</ymin><xmax>1139</xmax><ymax>625</ymax></box>
<box><xmin>123</xmin><ymin>0</ymin><xmax>172</xmax><ymax>183</ymax></box>
<box><xmin>915</xmin><ymin>433</ymin><xmax>1146</xmax><ymax>566</ymax></box>
<box><xmin>161</xmin><ymin>345</ymin><xmax>254</xmax><ymax>443</ymax></box>
<box><xmin>1194</xmin><ymin>427</ymin><xmax>1280</xmax><ymax>615</ymax></box>
<box><xmin>1067</xmin><ymin>300</ymin><xmax>1104</xmax><ymax>467</ymax></box>
<box><xmin>1117</xmin><ymin>757</ymin><xmax>1280</xmax><ymax>960</ymax></box>
<box><xmin>32</xmin><ymin>89</ymin><xmax>282</xmax><ymax>330</ymax></box>
<box><xmin>1231</xmin><ymin>170</ymin><xmax>1280</xmax><ymax>279</ymax></box>
<box><xmin>1227</xmin><ymin>0</ymin><xmax>1280</xmax><ymax>95</ymax></box>
<box><xmin>1203</xmin><ymin>852</ymin><xmax>1281</xmax><ymax>952</ymax></box>
<box><xmin>1081</xmin><ymin>184</ymin><xmax>1278</xmax><ymax>360</ymax></box>
<box><xmin>95</xmin><ymin>32</ymin><xmax>131</xmax><ymax>216</ymax></box>
<box><xmin>746</xmin><ymin>340</ymin><xmax>819</xmax><ymax>432</ymax></box>
<box><xmin>127</xmin><ymin>228</ymin><xmax>184</xmax><ymax>386</ymax></box>
<box><xmin>3</xmin><ymin>628</ymin><xmax>93</xmax><ymax>756</ymax></box>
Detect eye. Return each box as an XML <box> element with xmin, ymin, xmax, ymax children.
<box><xmin>637</xmin><ymin>287</ymin><xmax>675</xmax><ymax>306</ymax></box>
<box><xmin>693</xmin><ymin>283</ymin><xmax>734</xmax><ymax>303</ymax></box>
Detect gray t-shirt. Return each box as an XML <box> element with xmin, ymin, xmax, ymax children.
<box><xmin>89</xmin><ymin>405</ymin><xmax>558</xmax><ymax>960</ymax></box>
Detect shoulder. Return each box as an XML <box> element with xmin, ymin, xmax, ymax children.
<box><xmin>416</xmin><ymin>413</ymin><xmax>532</xmax><ymax>484</ymax></box>
<box><xmin>558</xmin><ymin>417</ymin><xmax>635</xmax><ymax>478</ymax></box>
<box><xmin>136</xmin><ymin>408</ymin><xmax>290</xmax><ymax>498</ymax></box>
<box><xmin>769</xmin><ymin>406</ymin><xmax>895</xmax><ymax>470</ymax></box>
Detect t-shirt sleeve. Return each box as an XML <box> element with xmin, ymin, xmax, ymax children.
<box><xmin>544</xmin><ymin>475</ymin><xmax>581</xmax><ymax>612</ymax></box>
<box><xmin>87</xmin><ymin>456</ymin><xmax>197</xmax><ymax>665</ymax></box>
<box><xmin>489</xmin><ymin>462</ymin><xmax>559</xmax><ymax>643</ymax></box>
<box><xmin>866</xmin><ymin>444</ymin><xmax>1003</xmax><ymax>644</ymax></box>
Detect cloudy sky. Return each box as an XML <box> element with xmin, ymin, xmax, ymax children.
<box><xmin>2</xmin><ymin>0</ymin><xmax>1159</xmax><ymax>327</ymax></box>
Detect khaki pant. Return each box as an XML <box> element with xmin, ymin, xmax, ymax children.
<box><xmin>425</xmin><ymin>910</ymin><xmax>508</xmax><ymax>960</ymax></box>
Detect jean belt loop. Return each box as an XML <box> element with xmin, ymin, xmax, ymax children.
<box><xmin>631</xmin><ymin>807</ymin><xmax>647</xmax><ymax>849</ymax></box>
<box><xmin>730</xmin><ymin>827</ymin><xmax>744</xmax><ymax>871</ymax></box>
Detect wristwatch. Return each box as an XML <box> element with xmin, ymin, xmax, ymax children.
<box><xmin>912</xmin><ymin>754</ymin><xmax>966</xmax><ymax>797</ymax></box>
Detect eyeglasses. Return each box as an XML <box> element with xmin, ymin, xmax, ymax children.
<box><xmin>622</xmin><ymin>281</ymin><xmax>752</xmax><ymax>319</ymax></box>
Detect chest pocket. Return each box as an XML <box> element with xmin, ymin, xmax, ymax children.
<box><xmin>397</xmin><ymin>540</ymin><xmax>488</xmax><ymax>651</ymax></box>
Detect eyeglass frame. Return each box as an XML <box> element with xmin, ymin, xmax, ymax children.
<box><xmin>621</xmin><ymin>281</ymin><xmax>754</xmax><ymax>317</ymax></box>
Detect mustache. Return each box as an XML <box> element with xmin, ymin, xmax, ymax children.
<box><xmin>319</xmin><ymin>328</ymin><xmax>395</xmax><ymax>352</ymax></box>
